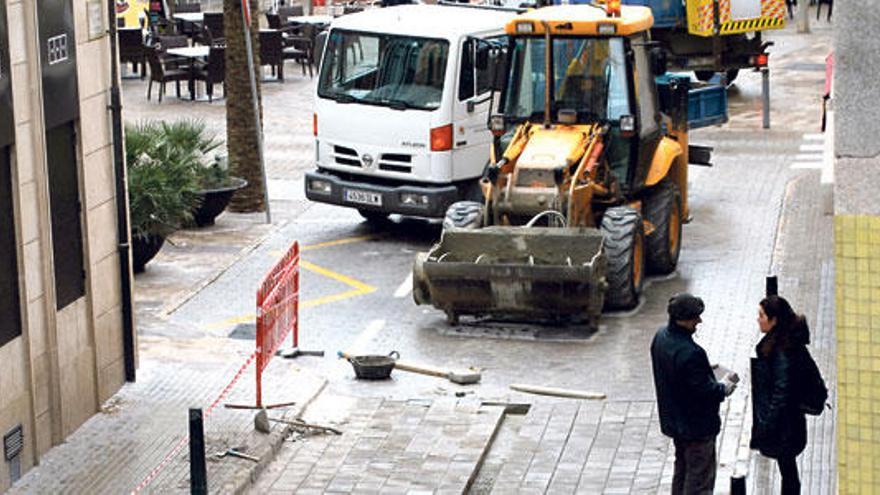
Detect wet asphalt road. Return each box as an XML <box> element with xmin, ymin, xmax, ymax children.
<box><xmin>161</xmin><ymin>26</ymin><xmax>831</xmax><ymax>406</ymax></box>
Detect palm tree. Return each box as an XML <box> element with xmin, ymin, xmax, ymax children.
<box><xmin>224</xmin><ymin>0</ymin><xmax>265</xmax><ymax>212</ymax></box>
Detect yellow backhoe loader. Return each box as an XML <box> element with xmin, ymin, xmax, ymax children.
<box><xmin>413</xmin><ymin>3</ymin><xmax>710</xmax><ymax>326</ymax></box>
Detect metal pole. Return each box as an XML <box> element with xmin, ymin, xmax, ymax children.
<box><xmin>796</xmin><ymin>0</ymin><xmax>810</xmax><ymax>33</ymax></box>
<box><xmin>761</xmin><ymin>68</ymin><xmax>770</xmax><ymax>129</ymax></box>
<box><xmin>108</xmin><ymin>0</ymin><xmax>137</xmax><ymax>383</ymax></box>
<box><xmin>731</xmin><ymin>475</ymin><xmax>746</xmax><ymax>494</ymax></box>
<box><xmin>189</xmin><ymin>408</ymin><xmax>207</xmax><ymax>495</ymax></box>
<box><xmin>241</xmin><ymin>3</ymin><xmax>272</xmax><ymax>224</ymax></box>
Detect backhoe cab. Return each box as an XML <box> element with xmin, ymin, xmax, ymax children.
<box><xmin>413</xmin><ymin>4</ymin><xmax>694</xmax><ymax>325</ymax></box>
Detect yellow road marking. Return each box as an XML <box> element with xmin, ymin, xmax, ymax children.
<box><xmin>267</xmin><ymin>235</ymin><xmax>378</xmax><ymax>258</ymax></box>
<box><xmin>205</xmin><ymin>260</ymin><xmax>376</xmax><ymax>331</ymax></box>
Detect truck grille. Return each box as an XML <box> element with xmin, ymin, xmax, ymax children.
<box><xmin>333</xmin><ymin>145</ymin><xmax>360</xmax><ymax>167</ymax></box>
<box><xmin>379</xmin><ymin>153</ymin><xmax>412</xmax><ymax>173</ymax></box>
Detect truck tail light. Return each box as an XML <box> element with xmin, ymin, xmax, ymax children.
<box><xmin>430</xmin><ymin>124</ymin><xmax>453</xmax><ymax>152</ymax></box>
<box><xmin>756</xmin><ymin>53</ymin><xmax>768</xmax><ymax>67</ymax></box>
<box><xmin>313</xmin><ymin>113</ymin><xmax>318</xmax><ymax>136</ymax></box>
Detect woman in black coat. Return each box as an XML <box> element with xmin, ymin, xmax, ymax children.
<box><xmin>750</xmin><ymin>295</ymin><xmax>808</xmax><ymax>494</ymax></box>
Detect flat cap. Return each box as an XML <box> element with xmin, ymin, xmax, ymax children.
<box><xmin>667</xmin><ymin>293</ymin><xmax>705</xmax><ymax>321</ymax></box>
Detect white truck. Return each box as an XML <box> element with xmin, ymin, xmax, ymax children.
<box><xmin>305</xmin><ymin>4</ymin><xmax>516</xmax><ymax>221</ymax></box>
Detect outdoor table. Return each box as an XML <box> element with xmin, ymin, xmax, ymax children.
<box><xmin>166</xmin><ymin>46</ymin><xmax>210</xmax><ymax>100</ymax></box>
<box><xmin>287</xmin><ymin>14</ymin><xmax>333</xmax><ymax>25</ymax></box>
<box><xmin>172</xmin><ymin>12</ymin><xmax>204</xmax><ymax>23</ymax></box>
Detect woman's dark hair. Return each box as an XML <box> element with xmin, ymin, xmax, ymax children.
<box><xmin>758</xmin><ymin>295</ymin><xmax>808</xmax><ymax>355</ymax></box>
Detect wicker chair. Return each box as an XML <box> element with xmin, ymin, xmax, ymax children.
<box><xmin>145</xmin><ymin>47</ymin><xmax>189</xmax><ymax>102</ymax></box>
<box><xmin>193</xmin><ymin>46</ymin><xmax>226</xmax><ymax>102</ymax></box>
<box><xmin>259</xmin><ymin>30</ymin><xmax>285</xmax><ymax>82</ymax></box>
<box><xmin>118</xmin><ymin>28</ymin><xmax>146</xmax><ymax>78</ymax></box>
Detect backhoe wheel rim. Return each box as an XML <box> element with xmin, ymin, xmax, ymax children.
<box><xmin>633</xmin><ymin>230</ymin><xmax>644</xmax><ymax>292</ymax></box>
<box><xmin>669</xmin><ymin>199</ymin><xmax>681</xmax><ymax>258</ymax></box>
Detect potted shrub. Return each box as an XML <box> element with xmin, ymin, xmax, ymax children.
<box><xmin>126</xmin><ymin>120</ymin><xmax>201</xmax><ymax>272</ymax></box>
<box><xmin>154</xmin><ymin>119</ymin><xmax>247</xmax><ymax>227</ymax></box>
<box><xmin>191</xmin><ymin>155</ymin><xmax>248</xmax><ymax>227</ymax></box>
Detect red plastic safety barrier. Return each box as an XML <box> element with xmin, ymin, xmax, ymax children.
<box><xmin>255</xmin><ymin>242</ymin><xmax>300</xmax><ymax>407</ymax></box>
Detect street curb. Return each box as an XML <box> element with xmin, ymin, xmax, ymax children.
<box><xmin>159</xmin><ymin>215</ymin><xmax>293</xmax><ymax>318</ymax></box>
<box><xmin>463</xmin><ymin>403</ymin><xmax>511</xmax><ymax>492</ymax></box>
<box><xmin>230</xmin><ymin>378</ymin><xmax>328</xmax><ymax>495</ymax></box>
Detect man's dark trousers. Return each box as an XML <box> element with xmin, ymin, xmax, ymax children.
<box><xmin>672</xmin><ymin>437</ymin><xmax>716</xmax><ymax>494</ymax></box>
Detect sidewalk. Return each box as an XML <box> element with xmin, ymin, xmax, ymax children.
<box><xmin>9</xmin><ymin>13</ymin><xmax>835</xmax><ymax>495</ymax></box>
<box><xmin>8</xmin><ymin>336</ymin><xmax>326</xmax><ymax>494</ymax></box>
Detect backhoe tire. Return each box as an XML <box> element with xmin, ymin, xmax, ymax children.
<box><xmin>443</xmin><ymin>201</ymin><xmax>484</xmax><ymax>231</ymax></box>
<box><xmin>600</xmin><ymin>206</ymin><xmax>645</xmax><ymax>311</ymax></box>
<box><xmin>644</xmin><ymin>181</ymin><xmax>682</xmax><ymax>275</ymax></box>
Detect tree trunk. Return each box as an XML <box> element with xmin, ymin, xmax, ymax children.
<box><xmin>224</xmin><ymin>0</ymin><xmax>265</xmax><ymax>212</ymax></box>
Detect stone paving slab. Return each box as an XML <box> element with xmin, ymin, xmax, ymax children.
<box><xmin>9</xmin><ymin>337</ymin><xmax>326</xmax><ymax>495</ymax></box>
<box><xmin>250</xmin><ymin>394</ymin><xmax>506</xmax><ymax>494</ymax></box>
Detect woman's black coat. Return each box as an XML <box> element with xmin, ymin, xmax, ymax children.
<box><xmin>749</xmin><ymin>325</ymin><xmax>809</xmax><ymax>459</ymax></box>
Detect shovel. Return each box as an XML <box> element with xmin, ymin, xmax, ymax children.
<box><xmin>212</xmin><ymin>448</ymin><xmax>259</xmax><ymax>462</ymax></box>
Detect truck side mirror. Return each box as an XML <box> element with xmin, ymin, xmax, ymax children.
<box><xmin>650</xmin><ymin>47</ymin><xmax>668</xmax><ymax>76</ymax></box>
<box><xmin>314</xmin><ymin>31</ymin><xmax>329</xmax><ymax>70</ymax></box>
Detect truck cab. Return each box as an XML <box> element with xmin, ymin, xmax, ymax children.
<box><xmin>305</xmin><ymin>4</ymin><xmax>517</xmax><ymax>221</ymax></box>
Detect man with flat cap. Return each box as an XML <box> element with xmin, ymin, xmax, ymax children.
<box><xmin>651</xmin><ymin>293</ymin><xmax>738</xmax><ymax>494</ymax></box>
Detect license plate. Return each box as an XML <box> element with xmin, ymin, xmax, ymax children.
<box><xmin>344</xmin><ymin>189</ymin><xmax>382</xmax><ymax>206</ymax></box>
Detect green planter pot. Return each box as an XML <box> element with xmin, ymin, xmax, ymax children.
<box><xmin>132</xmin><ymin>234</ymin><xmax>166</xmax><ymax>273</ymax></box>
<box><xmin>192</xmin><ymin>177</ymin><xmax>248</xmax><ymax>227</ymax></box>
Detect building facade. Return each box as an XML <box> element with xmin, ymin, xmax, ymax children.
<box><xmin>835</xmin><ymin>2</ymin><xmax>880</xmax><ymax>491</ymax></box>
<box><xmin>0</xmin><ymin>0</ymin><xmax>134</xmax><ymax>490</ymax></box>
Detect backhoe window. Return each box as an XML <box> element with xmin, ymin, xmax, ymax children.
<box><xmin>318</xmin><ymin>30</ymin><xmax>449</xmax><ymax>111</ymax></box>
<box><xmin>503</xmin><ymin>37</ymin><xmax>629</xmax><ymax>123</ymax></box>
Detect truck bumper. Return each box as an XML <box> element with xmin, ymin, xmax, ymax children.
<box><xmin>304</xmin><ymin>169</ymin><xmax>463</xmax><ymax>218</ymax></box>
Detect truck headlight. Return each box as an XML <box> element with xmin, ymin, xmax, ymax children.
<box><xmin>308</xmin><ymin>179</ymin><xmax>332</xmax><ymax>194</ymax></box>
<box><xmin>400</xmin><ymin>193</ymin><xmax>430</xmax><ymax>206</ymax></box>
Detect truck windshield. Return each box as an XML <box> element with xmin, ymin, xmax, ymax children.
<box><xmin>502</xmin><ymin>37</ymin><xmax>629</xmax><ymax>123</ymax></box>
<box><xmin>318</xmin><ymin>30</ymin><xmax>450</xmax><ymax>111</ymax></box>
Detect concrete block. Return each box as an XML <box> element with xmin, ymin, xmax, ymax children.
<box><xmin>75</xmin><ymin>41</ymin><xmax>110</xmax><ymax>99</ymax></box>
<box><xmin>26</xmin><ymin>297</ymin><xmax>47</xmax><ymax>357</ymax></box>
<box><xmin>82</xmin><ymin>146</ymin><xmax>115</xmax><ymax>208</ymax></box>
<box><xmin>6</xmin><ymin>3</ymin><xmax>26</xmax><ymax>66</ymax></box>
<box><xmin>79</xmin><ymin>94</ymin><xmax>111</xmax><ymax>157</ymax></box>
<box><xmin>92</xmin><ymin>254</ymin><xmax>121</xmax><ymax>316</ymax></box>
<box><xmin>23</xmin><ymin>240</ymin><xmax>44</xmax><ymax>303</ymax></box>
<box><xmin>94</xmin><ymin>306</ymin><xmax>122</xmax><ymax>369</ymax></box>
<box><xmin>86</xmin><ymin>198</ymin><xmax>118</xmax><ymax>262</ymax></box>
<box><xmin>11</xmin><ymin>63</ymin><xmax>32</xmax><ymax>125</ymax></box>
<box><xmin>31</xmin><ymin>352</ymin><xmax>51</xmax><ymax>416</ymax></box>
<box><xmin>13</xmin><ymin>126</ymin><xmax>36</xmax><ymax>184</ymax></box>
<box><xmin>17</xmin><ymin>180</ymin><xmax>40</xmax><ymax>246</ymax></box>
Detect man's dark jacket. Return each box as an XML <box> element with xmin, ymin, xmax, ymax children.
<box><xmin>651</xmin><ymin>322</ymin><xmax>726</xmax><ymax>440</ymax></box>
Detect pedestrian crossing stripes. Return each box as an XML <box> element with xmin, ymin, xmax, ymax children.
<box><xmin>790</xmin><ymin>133</ymin><xmax>833</xmax><ymax>183</ymax></box>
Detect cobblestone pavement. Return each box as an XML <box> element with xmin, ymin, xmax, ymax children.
<box><xmin>250</xmin><ymin>394</ymin><xmax>506</xmax><ymax>494</ymax></box>
<box><xmin>10</xmin><ymin>14</ymin><xmax>837</xmax><ymax>495</ymax></box>
<box><xmin>8</xmin><ymin>336</ymin><xmax>326</xmax><ymax>494</ymax></box>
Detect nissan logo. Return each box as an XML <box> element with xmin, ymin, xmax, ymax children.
<box><xmin>361</xmin><ymin>154</ymin><xmax>374</xmax><ymax>169</ymax></box>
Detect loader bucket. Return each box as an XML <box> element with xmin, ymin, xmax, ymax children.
<box><xmin>413</xmin><ymin>227</ymin><xmax>608</xmax><ymax>325</ymax></box>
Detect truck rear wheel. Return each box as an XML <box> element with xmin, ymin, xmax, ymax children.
<box><xmin>644</xmin><ymin>181</ymin><xmax>682</xmax><ymax>275</ymax></box>
<box><xmin>600</xmin><ymin>206</ymin><xmax>645</xmax><ymax>310</ymax></box>
<box><xmin>443</xmin><ymin>201</ymin><xmax>484</xmax><ymax>231</ymax></box>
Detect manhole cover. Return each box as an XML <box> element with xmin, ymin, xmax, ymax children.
<box><xmin>228</xmin><ymin>323</ymin><xmax>256</xmax><ymax>340</ymax></box>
